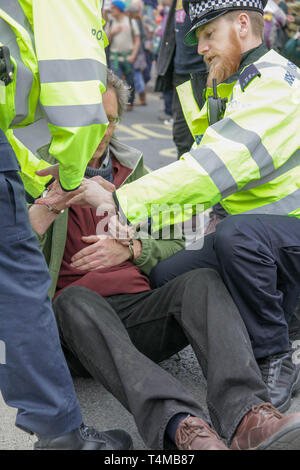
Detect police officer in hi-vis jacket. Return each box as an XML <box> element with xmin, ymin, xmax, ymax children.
<box><xmin>0</xmin><ymin>0</ymin><xmax>132</xmax><ymax>450</ymax></box>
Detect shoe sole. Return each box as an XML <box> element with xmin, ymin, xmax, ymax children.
<box><xmin>277</xmin><ymin>369</ymin><xmax>300</xmax><ymax>413</ymax></box>
<box><xmin>35</xmin><ymin>444</ymin><xmax>134</xmax><ymax>450</ymax></box>
<box><xmin>256</xmin><ymin>424</ymin><xmax>300</xmax><ymax>450</ymax></box>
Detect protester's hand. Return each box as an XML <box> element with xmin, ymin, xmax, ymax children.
<box><xmin>35</xmin><ymin>180</ymin><xmax>79</xmax><ymax>210</ymax></box>
<box><xmin>66</xmin><ymin>178</ymin><xmax>116</xmax><ymax>211</ymax></box>
<box><xmin>70</xmin><ymin>235</ymin><xmax>131</xmax><ymax>270</ymax></box>
<box><xmin>36</xmin><ymin>163</ymin><xmax>60</xmax><ymax>181</ymax></box>
<box><xmin>107</xmin><ymin>214</ymin><xmax>136</xmax><ymax>246</ymax></box>
<box><xmin>35</xmin><ymin>163</ymin><xmax>82</xmax><ymax>208</ymax></box>
<box><xmin>89</xmin><ymin>175</ymin><xmax>116</xmax><ymax>193</ymax></box>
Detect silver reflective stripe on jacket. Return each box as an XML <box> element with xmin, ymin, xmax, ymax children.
<box><xmin>189</xmin><ymin>145</ymin><xmax>238</xmax><ymax>199</ymax></box>
<box><xmin>43</xmin><ymin>102</ymin><xmax>108</xmax><ymax>127</ymax></box>
<box><xmin>38</xmin><ymin>58</ymin><xmax>107</xmax><ymax>85</ymax></box>
<box><xmin>240</xmin><ymin>148</ymin><xmax>300</xmax><ymax>192</ymax></box>
<box><xmin>256</xmin><ymin>61</ymin><xmax>300</xmax><ymax>81</ymax></box>
<box><xmin>212</xmin><ymin>118</ymin><xmax>275</xmax><ymax>177</ymax></box>
<box><xmin>0</xmin><ymin>0</ymin><xmax>35</xmax><ymax>126</ymax></box>
<box><xmin>244</xmin><ymin>188</ymin><xmax>300</xmax><ymax>215</ymax></box>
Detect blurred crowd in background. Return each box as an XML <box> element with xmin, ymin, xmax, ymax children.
<box><xmin>102</xmin><ymin>0</ymin><xmax>300</xmax><ymax>120</ymax></box>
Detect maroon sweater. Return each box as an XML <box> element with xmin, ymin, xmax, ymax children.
<box><xmin>55</xmin><ymin>157</ymin><xmax>151</xmax><ymax>298</ymax></box>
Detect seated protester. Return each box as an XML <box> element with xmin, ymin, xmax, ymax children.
<box><xmin>29</xmin><ymin>70</ymin><xmax>300</xmax><ymax>451</ymax></box>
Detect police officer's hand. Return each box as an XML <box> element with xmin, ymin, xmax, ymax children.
<box><xmin>66</xmin><ymin>178</ymin><xmax>116</xmax><ymax>212</ymax></box>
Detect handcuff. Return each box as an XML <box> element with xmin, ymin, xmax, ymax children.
<box><xmin>42</xmin><ymin>190</ymin><xmax>64</xmax><ymax>215</ymax></box>
<box><xmin>128</xmin><ymin>238</ymin><xmax>135</xmax><ymax>260</ymax></box>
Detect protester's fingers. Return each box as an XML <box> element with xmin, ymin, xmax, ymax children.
<box><xmin>81</xmin><ymin>235</ymin><xmax>101</xmax><ymax>244</ymax></box>
<box><xmin>71</xmin><ymin>257</ymin><xmax>103</xmax><ymax>271</ymax></box>
<box><xmin>90</xmin><ymin>175</ymin><xmax>116</xmax><ymax>192</ymax></box>
<box><xmin>35</xmin><ymin>193</ymin><xmax>63</xmax><ymax>206</ymax></box>
<box><xmin>65</xmin><ymin>190</ymin><xmax>86</xmax><ymax>207</ymax></box>
<box><xmin>36</xmin><ymin>163</ymin><xmax>59</xmax><ymax>179</ymax></box>
<box><xmin>71</xmin><ymin>241</ymin><xmax>101</xmax><ymax>263</ymax></box>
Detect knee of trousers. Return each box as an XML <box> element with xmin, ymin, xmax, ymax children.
<box><xmin>175</xmin><ymin>268</ymin><xmax>224</xmax><ymax>303</ymax></box>
<box><xmin>214</xmin><ymin>215</ymin><xmax>264</xmax><ymax>263</ymax></box>
<box><xmin>149</xmin><ymin>262</ymin><xmax>172</xmax><ymax>288</ymax></box>
<box><xmin>53</xmin><ymin>286</ymin><xmax>104</xmax><ymax>330</ymax></box>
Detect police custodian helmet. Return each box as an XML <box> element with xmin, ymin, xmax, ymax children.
<box><xmin>183</xmin><ymin>0</ymin><xmax>268</xmax><ymax>45</ymax></box>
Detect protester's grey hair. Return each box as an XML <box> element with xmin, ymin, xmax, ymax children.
<box><xmin>106</xmin><ymin>69</ymin><xmax>130</xmax><ymax>118</ymax></box>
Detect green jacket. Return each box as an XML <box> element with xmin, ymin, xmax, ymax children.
<box><xmin>34</xmin><ymin>137</ymin><xmax>185</xmax><ymax>299</ymax></box>
<box><xmin>0</xmin><ymin>0</ymin><xmax>107</xmax><ymax>194</ymax></box>
<box><xmin>115</xmin><ymin>46</ymin><xmax>300</xmax><ymax>229</ymax></box>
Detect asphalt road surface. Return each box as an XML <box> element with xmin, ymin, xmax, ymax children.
<box><xmin>1</xmin><ymin>92</ymin><xmax>300</xmax><ymax>450</ymax></box>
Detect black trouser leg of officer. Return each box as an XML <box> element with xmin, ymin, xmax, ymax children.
<box><xmin>152</xmin><ymin>214</ymin><xmax>300</xmax><ymax>358</ymax></box>
<box><xmin>214</xmin><ymin>214</ymin><xmax>300</xmax><ymax>359</ymax></box>
<box><xmin>150</xmin><ymin>214</ymin><xmax>300</xmax><ymax>410</ymax></box>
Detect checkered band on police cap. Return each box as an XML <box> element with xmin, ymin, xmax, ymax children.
<box><xmin>189</xmin><ymin>0</ymin><xmax>264</xmax><ymax>22</ymax></box>
<box><xmin>184</xmin><ymin>0</ymin><xmax>266</xmax><ymax>45</ymax></box>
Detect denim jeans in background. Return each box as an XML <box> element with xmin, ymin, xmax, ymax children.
<box><xmin>162</xmin><ymin>89</ymin><xmax>173</xmax><ymax>117</ymax></box>
<box><xmin>133</xmin><ymin>69</ymin><xmax>145</xmax><ymax>94</ymax></box>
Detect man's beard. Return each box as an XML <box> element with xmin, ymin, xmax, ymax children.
<box><xmin>205</xmin><ymin>27</ymin><xmax>242</xmax><ymax>88</ymax></box>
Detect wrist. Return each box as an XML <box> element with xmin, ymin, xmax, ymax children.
<box><xmin>132</xmin><ymin>239</ymin><xmax>142</xmax><ymax>260</ymax></box>
<box><xmin>128</xmin><ymin>239</ymin><xmax>142</xmax><ymax>261</ymax></box>
<box><xmin>46</xmin><ymin>205</ymin><xmax>65</xmax><ymax>215</ymax></box>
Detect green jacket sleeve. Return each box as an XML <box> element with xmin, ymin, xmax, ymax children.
<box><xmin>134</xmin><ymin>233</ymin><xmax>185</xmax><ymax>276</ymax></box>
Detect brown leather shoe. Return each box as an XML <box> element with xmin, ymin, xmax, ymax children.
<box><xmin>175</xmin><ymin>416</ymin><xmax>229</xmax><ymax>450</ymax></box>
<box><xmin>230</xmin><ymin>403</ymin><xmax>300</xmax><ymax>450</ymax></box>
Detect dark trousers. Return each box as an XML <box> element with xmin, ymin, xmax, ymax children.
<box><xmin>172</xmin><ymin>73</ymin><xmax>195</xmax><ymax>159</ymax></box>
<box><xmin>53</xmin><ymin>269</ymin><xmax>268</xmax><ymax>449</ymax></box>
<box><xmin>150</xmin><ymin>214</ymin><xmax>300</xmax><ymax>359</ymax></box>
<box><xmin>163</xmin><ymin>89</ymin><xmax>173</xmax><ymax>117</ymax></box>
<box><xmin>0</xmin><ymin>131</ymin><xmax>82</xmax><ymax>437</ymax></box>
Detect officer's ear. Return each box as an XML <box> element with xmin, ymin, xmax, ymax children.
<box><xmin>236</xmin><ymin>12</ymin><xmax>250</xmax><ymax>38</ymax></box>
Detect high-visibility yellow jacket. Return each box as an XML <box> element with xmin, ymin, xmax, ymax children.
<box><xmin>0</xmin><ymin>0</ymin><xmax>107</xmax><ymax>196</ymax></box>
<box><xmin>115</xmin><ymin>47</ymin><xmax>300</xmax><ymax>230</ymax></box>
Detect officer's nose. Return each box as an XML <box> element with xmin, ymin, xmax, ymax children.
<box><xmin>197</xmin><ymin>38</ymin><xmax>209</xmax><ymax>55</ymax></box>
